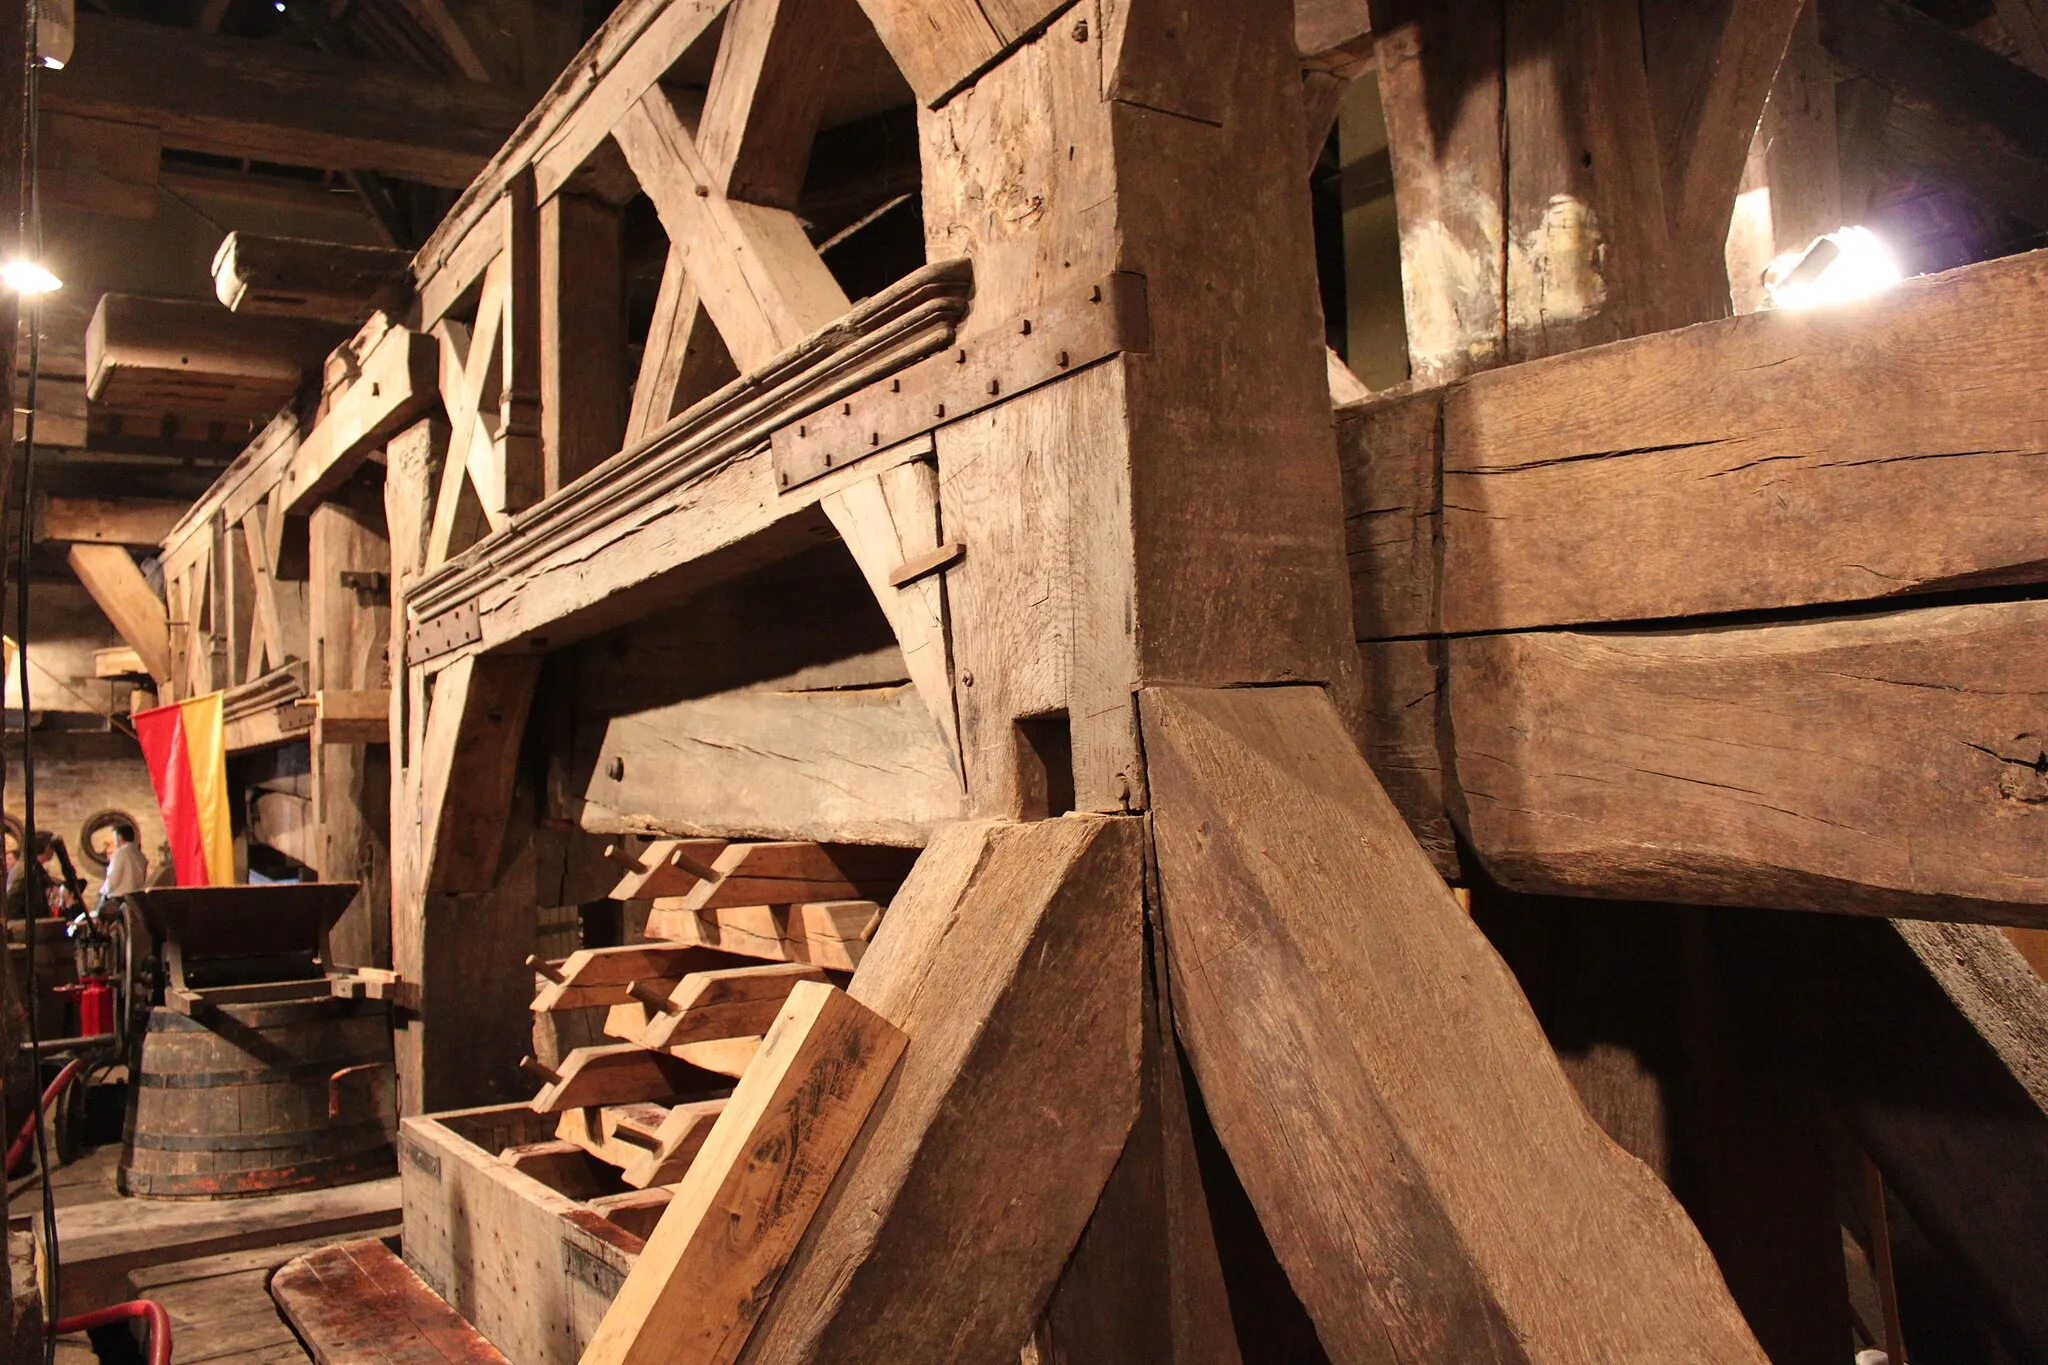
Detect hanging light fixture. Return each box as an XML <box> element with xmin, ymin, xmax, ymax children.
<box><xmin>1763</xmin><ymin>227</ymin><xmax>1904</xmax><ymax>312</ymax></box>
<box><xmin>37</xmin><ymin>0</ymin><xmax>74</xmax><ymax>69</ymax></box>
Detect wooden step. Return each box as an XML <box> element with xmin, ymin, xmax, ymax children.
<box><xmin>270</xmin><ymin>1238</ymin><xmax>509</xmax><ymax>1365</ymax></box>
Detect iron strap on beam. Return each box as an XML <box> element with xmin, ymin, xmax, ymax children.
<box><xmin>770</xmin><ymin>271</ymin><xmax>1150</xmax><ymax>493</ymax></box>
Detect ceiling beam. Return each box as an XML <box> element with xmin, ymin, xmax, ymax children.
<box><xmin>40</xmin><ymin>15</ymin><xmax>535</xmax><ymax>188</ymax></box>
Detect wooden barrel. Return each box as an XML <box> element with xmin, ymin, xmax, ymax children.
<box><xmin>120</xmin><ymin>995</ymin><xmax>396</xmax><ymax>1199</ymax></box>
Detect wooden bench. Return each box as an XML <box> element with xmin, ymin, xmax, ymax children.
<box><xmin>270</xmin><ymin>1239</ymin><xmax>508</xmax><ymax>1365</ymax></box>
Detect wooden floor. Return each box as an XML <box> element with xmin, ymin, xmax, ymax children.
<box><xmin>11</xmin><ymin>1142</ymin><xmax>402</xmax><ymax>1365</ymax></box>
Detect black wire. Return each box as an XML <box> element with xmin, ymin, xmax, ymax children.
<box><xmin>15</xmin><ymin>3</ymin><xmax>60</xmax><ymax>1357</ymax></box>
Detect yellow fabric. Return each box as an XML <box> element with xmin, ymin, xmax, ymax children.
<box><xmin>179</xmin><ymin>692</ymin><xmax>235</xmax><ymax>885</ymax></box>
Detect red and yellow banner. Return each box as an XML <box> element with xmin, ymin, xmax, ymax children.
<box><xmin>134</xmin><ymin>693</ymin><xmax>234</xmax><ymax>886</ymax></box>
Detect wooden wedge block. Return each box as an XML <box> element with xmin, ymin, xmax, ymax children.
<box><xmin>533</xmin><ymin>943</ymin><xmax>753</xmax><ymax>1012</ymax></box>
<box><xmin>558</xmin><ymin>1099</ymin><xmax>728</xmax><ymax>1189</ymax></box>
<box><xmin>607</xmin><ymin>838</ymin><xmax>730</xmax><ymax>901</ymax></box>
<box><xmin>598</xmin><ymin>1003</ymin><xmax>765</xmax><ymax>1076</ymax></box>
<box><xmin>588</xmin><ymin>1188</ymin><xmax>675</xmax><ymax>1241</ymax></box>
<box><xmin>579</xmin><ymin>982</ymin><xmax>905</xmax><ymax>1365</ymax></box>
<box><xmin>667</xmin><ymin>1038</ymin><xmax>760</xmax><ymax>1078</ymax></box>
<box><xmin>640</xmin><ymin>964</ymin><xmax>832</xmax><ymax>1050</ymax></box>
<box><xmin>642</xmin><ymin>902</ymin><xmax>880</xmax><ymax>971</ymax></box>
<box><xmin>529</xmin><ymin>1042</ymin><xmax>735</xmax><ymax>1115</ymax></box>
<box><xmin>677</xmin><ymin>842</ymin><xmax>915</xmax><ymax>913</ymax></box>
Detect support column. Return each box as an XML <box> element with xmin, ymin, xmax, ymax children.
<box><xmin>308</xmin><ymin>475</ymin><xmax>392</xmax><ymax>968</ymax></box>
<box><xmin>539</xmin><ymin>193</ymin><xmax>626</xmax><ymax>496</ymax></box>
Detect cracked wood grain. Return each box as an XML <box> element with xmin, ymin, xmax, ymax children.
<box><xmin>1448</xmin><ymin>601</ymin><xmax>2048</xmax><ymax>924</ymax></box>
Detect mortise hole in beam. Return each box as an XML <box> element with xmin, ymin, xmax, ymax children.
<box><xmin>1015</xmin><ymin>712</ymin><xmax>1075</xmax><ymax>822</ymax></box>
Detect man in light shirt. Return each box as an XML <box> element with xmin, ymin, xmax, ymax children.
<box><xmin>97</xmin><ymin>822</ymin><xmax>148</xmax><ymax>915</ymax></box>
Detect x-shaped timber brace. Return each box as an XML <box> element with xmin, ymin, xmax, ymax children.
<box><xmin>118</xmin><ymin>0</ymin><xmax>2019</xmax><ymax>1357</ymax></box>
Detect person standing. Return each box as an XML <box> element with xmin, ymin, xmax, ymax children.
<box><xmin>97</xmin><ymin>823</ymin><xmax>148</xmax><ymax>916</ymax></box>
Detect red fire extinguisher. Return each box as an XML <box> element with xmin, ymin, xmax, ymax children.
<box><xmin>56</xmin><ymin>978</ymin><xmax>114</xmax><ymax>1037</ymax></box>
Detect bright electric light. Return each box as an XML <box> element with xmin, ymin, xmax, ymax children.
<box><xmin>1763</xmin><ymin>227</ymin><xmax>1902</xmax><ymax>311</ymax></box>
<box><xmin>40</xmin><ymin>56</ymin><xmax>63</xmax><ymax>69</ymax></box>
<box><xmin>0</xmin><ymin>260</ymin><xmax>61</xmax><ymax>295</ymax></box>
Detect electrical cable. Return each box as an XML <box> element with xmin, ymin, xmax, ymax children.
<box><xmin>13</xmin><ymin>4</ymin><xmax>62</xmax><ymax>1359</ymax></box>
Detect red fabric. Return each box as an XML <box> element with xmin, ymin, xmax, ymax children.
<box><xmin>133</xmin><ymin>703</ymin><xmax>209</xmax><ymax>885</ymax></box>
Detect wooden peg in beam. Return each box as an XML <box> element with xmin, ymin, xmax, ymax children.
<box><xmin>607</xmin><ymin>837</ymin><xmax>731</xmax><ymax>901</ymax></box>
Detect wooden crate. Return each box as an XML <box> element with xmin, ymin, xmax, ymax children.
<box><xmin>400</xmin><ymin>1104</ymin><xmax>646</xmax><ymax>1365</ymax></box>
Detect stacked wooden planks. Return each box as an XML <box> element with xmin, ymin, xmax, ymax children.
<box><xmin>523</xmin><ymin>838</ymin><xmax>911</xmax><ymax>1190</ymax></box>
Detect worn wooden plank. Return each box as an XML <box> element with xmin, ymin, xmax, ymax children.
<box><xmin>574</xmin><ymin>684</ymin><xmax>964</xmax><ymax>848</ymax></box>
<box><xmin>1450</xmin><ymin>601</ymin><xmax>2048</xmax><ymax>924</ymax></box>
<box><xmin>641</xmin><ymin>902</ymin><xmax>880</xmax><ymax>972</ymax></box>
<box><xmin>582</xmin><ymin>982</ymin><xmax>905</xmax><ymax>1365</ymax></box>
<box><xmin>532</xmin><ymin>944</ymin><xmax>754</xmax><ymax>1012</ymax></box>
<box><xmin>677</xmin><ymin>841</ymin><xmax>916</xmax><ymax>912</ymax></box>
<box><xmin>68</xmin><ymin>542</ymin><xmax>171</xmax><ymax>681</ymax></box>
<box><xmin>273</xmin><ymin>1239</ymin><xmax>510</xmax><ymax>1365</ymax></box>
<box><xmin>1141</xmin><ymin>684</ymin><xmax>1764</xmax><ymax>1363</ymax></box>
<box><xmin>738</xmin><ymin>815</ymin><xmax>1144</xmax><ymax>1365</ymax></box>
<box><xmin>557</xmin><ymin>1098</ymin><xmax>727</xmax><ymax>1188</ymax></box>
<box><xmin>282</xmin><ymin>325</ymin><xmax>439</xmax><ymax>515</ymax></box>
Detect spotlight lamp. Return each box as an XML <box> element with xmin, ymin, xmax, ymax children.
<box><xmin>1763</xmin><ymin>227</ymin><xmax>1903</xmax><ymax>312</ymax></box>
<box><xmin>1</xmin><ymin>261</ymin><xmax>62</xmax><ymax>296</ymax></box>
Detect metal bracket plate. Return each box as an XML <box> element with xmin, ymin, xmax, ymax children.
<box><xmin>409</xmin><ymin>599</ymin><xmax>482</xmax><ymax>664</ymax></box>
<box><xmin>771</xmin><ymin>272</ymin><xmax>1150</xmax><ymax>493</ymax></box>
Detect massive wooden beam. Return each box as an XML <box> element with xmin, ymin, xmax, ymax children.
<box><xmin>1142</xmin><ymin>684</ymin><xmax>1765</xmax><ymax>1363</ymax></box>
<box><xmin>848</xmin><ymin>0</ymin><xmax>1053</xmax><ymax>108</ymax></box>
<box><xmin>86</xmin><ymin>295</ymin><xmax>338</xmax><ymax>425</ymax></box>
<box><xmin>738</xmin><ymin>816</ymin><xmax>1145</xmax><ymax>1365</ymax></box>
<box><xmin>611</xmin><ymin>86</ymin><xmax>850</xmax><ymax>373</ymax></box>
<box><xmin>35</xmin><ymin>496</ymin><xmax>184</xmax><ymax>547</ymax></box>
<box><xmin>1345</xmin><ymin>249</ymin><xmax>2048</xmax><ymax>640</ymax></box>
<box><xmin>1450</xmin><ymin>602</ymin><xmax>2048</xmax><ymax>925</ymax></box>
<box><xmin>41</xmin><ymin>15</ymin><xmax>533</xmax><ymax>187</ymax></box>
<box><xmin>212</xmin><ymin>233</ymin><xmax>410</xmax><ymax>324</ymax></box>
<box><xmin>67</xmin><ymin>543</ymin><xmax>171</xmax><ymax>682</ymax></box>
